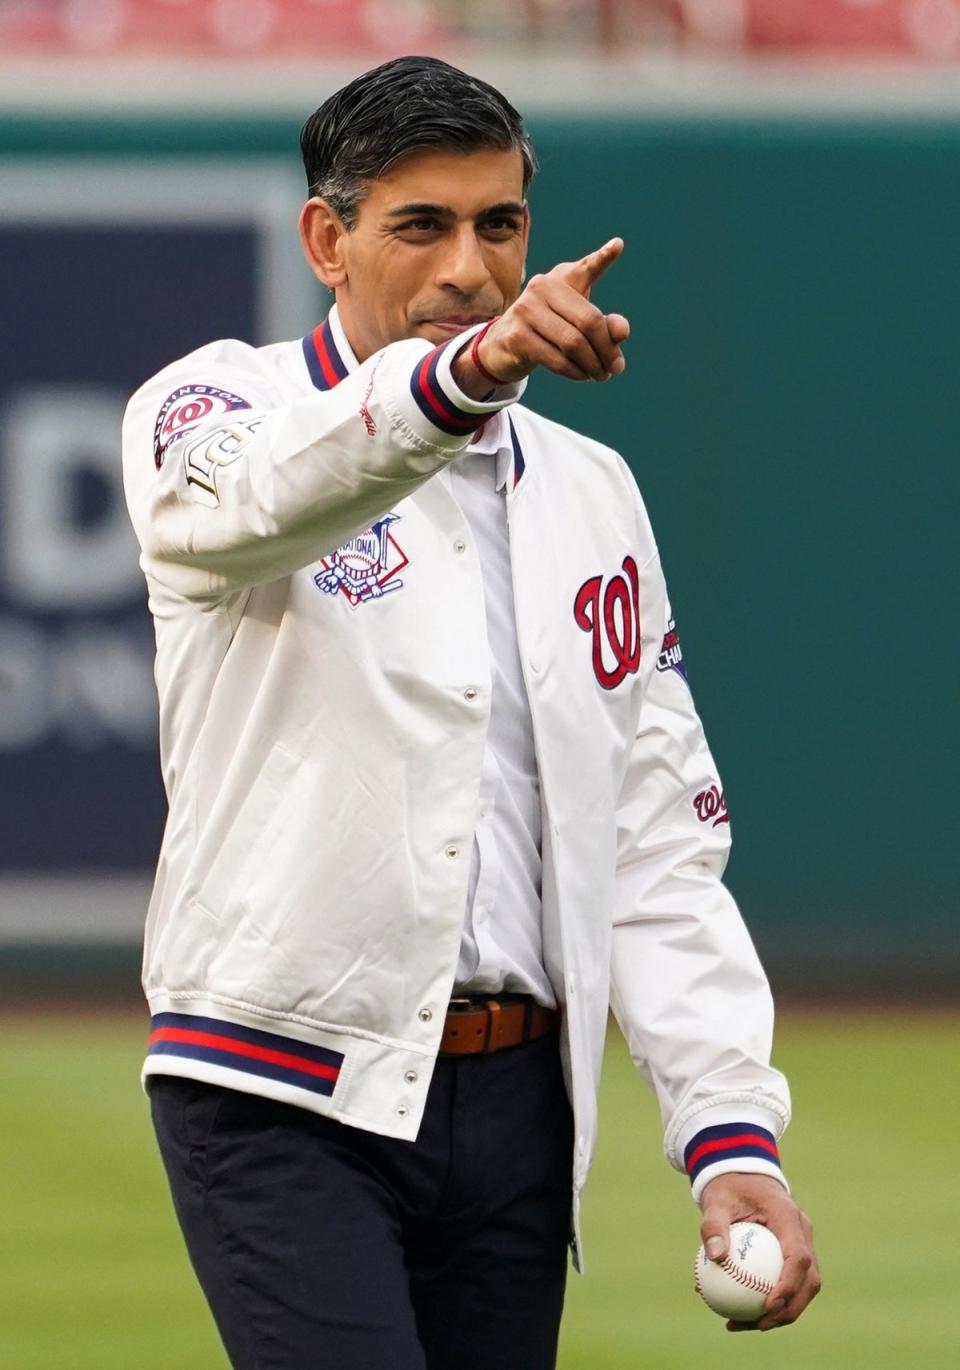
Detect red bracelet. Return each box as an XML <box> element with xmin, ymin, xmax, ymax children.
<box><xmin>471</xmin><ymin>317</ymin><xmax>508</xmax><ymax>387</ymax></box>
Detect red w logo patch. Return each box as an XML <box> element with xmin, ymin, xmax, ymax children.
<box><xmin>573</xmin><ymin>556</ymin><xmax>641</xmax><ymax>690</ymax></box>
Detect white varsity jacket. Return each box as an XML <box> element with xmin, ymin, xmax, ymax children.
<box><xmin>122</xmin><ymin>308</ymin><xmax>791</xmax><ymax>1259</ymax></box>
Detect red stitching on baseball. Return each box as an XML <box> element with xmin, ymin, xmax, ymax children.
<box><xmin>719</xmin><ymin>1255</ymin><xmax>775</xmax><ymax>1294</ymax></box>
<box><xmin>693</xmin><ymin>1245</ymin><xmax>776</xmax><ymax>1304</ymax></box>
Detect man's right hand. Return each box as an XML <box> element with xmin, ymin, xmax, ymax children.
<box><xmin>451</xmin><ymin>238</ymin><xmax>630</xmax><ymax>398</ymax></box>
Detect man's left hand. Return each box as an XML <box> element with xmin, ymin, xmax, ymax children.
<box><xmin>699</xmin><ymin>1173</ymin><xmax>821</xmax><ymax>1331</ymax></box>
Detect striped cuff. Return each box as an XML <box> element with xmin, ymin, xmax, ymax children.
<box><xmin>407</xmin><ymin>325</ymin><xmax>525</xmax><ymax>441</ymax></box>
<box><xmin>679</xmin><ymin>1111</ymin><xmax>789</xmax><ymax>1203</ymax></box>
<box><xmin>685</xmin><ymin>1121</ymin><xmax>781</xmax><ymax>1182</ymax></box>
<box><xmin>146</xmin><ymin>1011</ymin><xmax>343</xmax><ymax>1098</ymax></box>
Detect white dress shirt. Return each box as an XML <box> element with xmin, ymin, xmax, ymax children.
<box><xmin>447</xmin><ymin>421</ymin><xmax>556</xmax><ymax>1008</ymax></box>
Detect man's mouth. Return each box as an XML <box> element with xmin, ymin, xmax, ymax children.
<box><xmin>421</xmin><ymin>316</ymin><xmax>490</xmax><ymax>334</ymax></box>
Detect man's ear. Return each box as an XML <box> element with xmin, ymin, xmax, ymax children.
<box><xmin>299</xmin><ymin>198</ymin><xmax>349</xmax><ymax>288</ymax></box>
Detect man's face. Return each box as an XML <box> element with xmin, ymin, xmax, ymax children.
<box><xmin>321</xmin><ymin>147</ymin><xmax>529</xmax><ymax>362</ymax></box>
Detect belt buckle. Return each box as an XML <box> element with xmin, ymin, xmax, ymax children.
<box><xmin>447</xmin><ymin>997</ymin><xmax>477</xmax><ymax>1012</ymax></box>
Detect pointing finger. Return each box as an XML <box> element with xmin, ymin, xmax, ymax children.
<box><xmin>562</xmin><ymin>237</ymin><xmax>624</xmax><ymax>295</ymax></box>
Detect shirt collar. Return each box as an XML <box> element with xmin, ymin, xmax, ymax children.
<box><xmin>464</xmin><ymin>410</ymin><xmax>512</xmax><ymax>491</ymax></box>
<box><xmin>326</xmin><ymin>303</ymin><xmax>359</xmax><ymax>373</ymax></box>
<box><xmin>302</xmin><ymin>305</ymin><xmax>519</xmax><ymax>491</ymax></box>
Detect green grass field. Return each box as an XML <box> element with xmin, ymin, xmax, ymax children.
<box><xmin>0</xmin><ymin>1007</ymin><xmax>954</xmax><ymax>1369</ymax></box>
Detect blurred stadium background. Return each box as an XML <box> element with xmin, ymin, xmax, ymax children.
<box><xmin>0</xmin><ymin>4</ymin><xmax>957</xmax><ymax>1367</ymax></box>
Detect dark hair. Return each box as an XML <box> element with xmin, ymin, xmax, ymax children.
<box><xmin>300</xmin><ymin>56</ymin><xmax>537</xmax><ymax>228</ymax></box>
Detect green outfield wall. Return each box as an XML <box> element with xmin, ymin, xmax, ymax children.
<box><xmin>1</xmin><ymin>112</ymin><xmax>955</xmax><ymax>993</ymax></box>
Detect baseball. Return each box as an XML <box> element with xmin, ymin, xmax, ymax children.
<box><xmin>337</xmin><ymin>549</ymin><xmax>377</xmax><ymax>573</ymax></box>
<box><xmin>695</xmin><ymin>1221</ymin><xmax>784</xmax><ymax>1322</ymax></box>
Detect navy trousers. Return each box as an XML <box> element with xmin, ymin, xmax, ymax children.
<box><xmin>150</xmin><ymin>1030</ymin><xmax>574</xmax><ymax>1370</ymax></box>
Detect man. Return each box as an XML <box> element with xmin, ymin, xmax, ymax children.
<box><xmin>123</xmin><ymin>55</ymin><xmax>819</xmax><ymax>1370</ymax></box>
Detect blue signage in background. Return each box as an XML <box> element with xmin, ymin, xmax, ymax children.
<box><xmin>0</xmin><ymin>162</ymin><xmax>314</xmax><ymax>939</ymax></box>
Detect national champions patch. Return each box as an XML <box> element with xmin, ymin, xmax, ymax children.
<box><xmin>656</xmin><ymin>616</ymin><xmax>688</xmax><ymax>682</ymax></box>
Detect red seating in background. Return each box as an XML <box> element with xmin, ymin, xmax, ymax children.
<box><xmin>2</xmin><ymin>0</ymin><xmax>959</xmax><ymax>60</ymax></box>
<box><xmin>0</xmin><ymin>0</ymin><xmax>449</xmax><ymax>55</ymax></box>
<box><xmin>743</xmin><ymin>0</ymin><xmax>960</xmax><ymax>58</ymax></box>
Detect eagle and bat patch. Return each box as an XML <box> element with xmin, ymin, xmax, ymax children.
<box><xmin>314</xmin><ymin>515</ymin><xmax>409</xmax><ymax>608</ymax></box>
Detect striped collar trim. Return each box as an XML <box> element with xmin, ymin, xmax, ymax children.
<box><xmin>147</xmin><ymin>1011</ymin><xmax>343</xmax><ymax>1098</ymax></box>
<box><xmin>302</xmin><ymin>314</ymin><xmax>351</xmax><ymax>391</ymax></box>
<box><xmin>683</xmin><ymin>1121</ymin><xmax>781</xmax><ymax>1186</ymax></box>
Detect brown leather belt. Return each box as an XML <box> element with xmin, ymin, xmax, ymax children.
<box><xmin>438</xmin><ymin>996</ymin><xmax>561</xmax><ymax>1056</ymax></box>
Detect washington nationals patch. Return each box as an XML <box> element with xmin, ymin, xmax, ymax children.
<box><xmin>314</xmin><ymin>515</ymin><xmax>409</xmax><ymax>607</ymax></box>
<box><xmin>153</xmin><ymin>384</ymin><xmax>252</xmax><ymax>469</ymax></box>
<box><xmin>573</xmin><ymin>556</ymin><xmax>641</xmax><ymax>690</ymax></box>
<box><xmin>694</xmin><ymin>784</ymin><xmax>729</xmax><ymax>828</ymax></box>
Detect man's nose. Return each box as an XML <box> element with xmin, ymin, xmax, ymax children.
<box><xmin>436</xmin><ymin>227</ymin><xmax>489</xmax><ymax>294</ymax></box>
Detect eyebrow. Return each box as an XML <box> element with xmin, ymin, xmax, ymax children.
<box><xmin>384</xmin><ymin>200</ymin><xmax>526</xmax><ymax>221</ymax></box>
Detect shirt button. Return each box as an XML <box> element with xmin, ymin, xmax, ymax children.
<box><xmin>454</xmin><ymin>539</ymin><xmax>466</xmax><ymax>554</ymax></box>
<box><xmin>418</xmin><ymin>1007</ymin><xmax>433</xmax><ymax>1023</ymax></box>
<box><xmin>396</xmin><ymin>1104</ymin><xmax>409</xmax><ymax>1118</ymax></box>
<box><xmin>463</xmin><ymin>687</ymin><xmax>478</xmax><ymax>702</ymax></box>
<box><xmin>404</xmin><ymin>1070</ymin><xmax>418</xmax><ymax>1085</ymax></box>
<box><xmin>445</xmin><ymin>845</ymin><xmax>459</xmax><ymax>859</ymax></box>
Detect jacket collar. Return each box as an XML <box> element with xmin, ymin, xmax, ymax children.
<box><xmin>301</xmin><ymin>305</ymin><xmax>523</xmax><ymax>493</ymax></box>
<box><xmin>301</xmin><ymin>306</ymin><xmax>354</xmax><ymax>390</ymax></box>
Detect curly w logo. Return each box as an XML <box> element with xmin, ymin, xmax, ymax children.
<box><xmin>573</xmin><ymin>556</ymin><xmax>641</xmax><ymax>691</ymax></box>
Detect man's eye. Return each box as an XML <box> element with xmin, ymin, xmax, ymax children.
<box><xmin>398</xmin><ymin>219</ymin><xmax>439</xmax><ymax>233</ymax></box>
<box><xmin>482</xmin><ymin>218</ymin><xmax>521</xmax><ymax>236</ymax></box>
